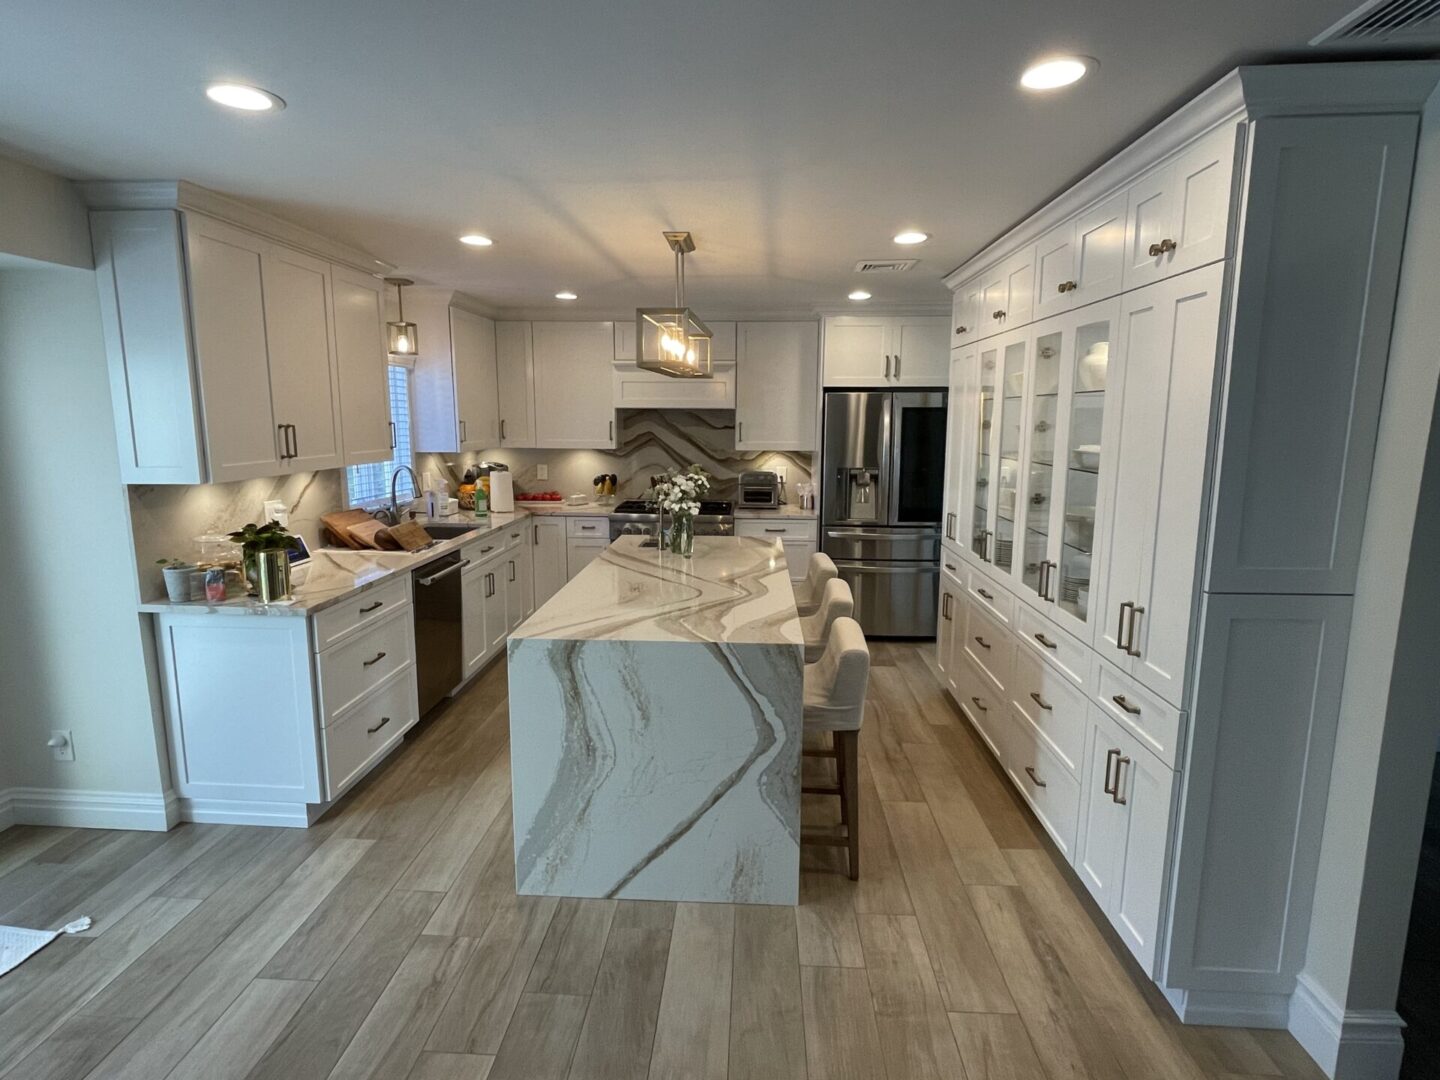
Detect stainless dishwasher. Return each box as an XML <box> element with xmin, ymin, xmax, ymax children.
<box><xmin>412</xmin><ymin>552</ymin><xmax>467</xmax><ymax>716</ymax></box>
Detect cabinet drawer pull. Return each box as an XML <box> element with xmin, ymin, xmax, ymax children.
<box><xmin>1113</xmin><ymin>756</ymin><xmax>1131</xmax><ymax>805</ymax></box>
<box><xmin>480</xmin><ymin>545</ymin><xmax>496</xmax><ymax>554</ymax></box>
<box><xmin>944</xmin><ymin>562</ymin><xmax>957</xmax><ymax>572</ymax></box>
<box><xmin>977</xmin><ymin>588</ymin><xmax>994</xmax><ymax>601</ymax></box>
<box><xmin>973</xmin><ymin>635</ymin><xmax>990</xmax><ymax>650</ymax></box>
<box><xmin>970</xmin><ymin>696</ymin><xmax>987</xmax><ymax>712</ymax></box>
<box><xmin>1112</xmin><ymin>694</ymin><xmax>1141</xmax><ymax>716</ymax></box>
<box><xmin>509</xmin><ymin>559</ymin><xmax>516</xmax><ymax>582</ymax></box>
<box><xmin>764</xmin><ymin>527</ymin><xmax>786</xmax><ymax>533</ymax></box>
<box><xmin>367</xmin><ymin>716</ymin><xmax>392</xmax><ymax>735</ymax></box>
<box><xmin>1033</xmin><ymin>632</ymin><xmax>1056</xmax><ymax>650</ymax></box>
<box><xmin>1028</xmin><ymin>691</ymin><xmax>1052</xmax><ymax>711</ymax></box>
<box><xmin>362</xmin><ymin>651</ymin><xmax>387</xmax><ymax>667</ymax></box>
<box><xmin>941</xmin><ymin>593</ymin><xmax>951</xmax><ymax>620</ymax></box>
<box><xmin>500</xmin><ymin>418</ymin><xmax>507</xmax><ymax>440</ymax></box>
<box><xmin>359</xmin><ymin>600</ymin><xmax>384</xmax><ymax>614</ymax></box>
<box><xmin>1103</xmin><ymin>747</ymin><xmax>1120</xmax><ymax>796</ymax></box>
<box><xmin>1024</xmin><ymin>766</ymin><xmax>1047</xmax><ymax>788</ymax></box>
<box><xmin>511</xmin><ymin>532</ymin><xmax>521</xmax><ymax>539</ymax></box>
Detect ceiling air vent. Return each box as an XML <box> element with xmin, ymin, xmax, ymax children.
<box><xmin>854</xmin><ymin>259</ymin><xmax>918</xmax><ymax>273</ymax></box>
<box><xmin>1313</xmin><ymin>0</ymin><xmax>1440</xmax><ymax>43</ymax></box>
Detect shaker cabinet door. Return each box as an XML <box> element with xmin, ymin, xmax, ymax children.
<box><xmin>263</xmin><ymin>246</ymin><xmax>343</xmax><ymax>473</ymax></box>
<box><xmin>822</xmin><ymin>318</ymin><xmax>890</xmax><ymax>385</ymax></box>
<box><xmin>452</xmin><ymin>308</ymin><xmax>499</xmax><ymax>451</ymax></box>
<box><xmin>532</xmin><ymin>322</ymin><xmax>617</xmax><ymax>448</ymax></box>
<box><xmin>736</xmin><ymin>321</ymin><xmax>818</xmax><ymax>450</ymax></box>
<box><xmin>496</xmin><ymin>321</ymin><xmax>536</xmax><ymax>448</ymax></box>
<box><xmin>1032</xmin><ymin>220</ymin><xmax>1077</xmax><ymax>320</ymax></box>
<box><xmin>332</xmin><ymin>266</ymin><xmax>392</xmax><ymax>467</ymax></box>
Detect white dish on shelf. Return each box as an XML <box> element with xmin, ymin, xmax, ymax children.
<box><xmin>1072</xmin><ymin>445</ymin><xmax>1101</xmax><ymax>471</ymax></box>
<box><xmin>1006</xmin><ymin>371</ymin><xmax>1025</xmax><ymax>396</ymax></box>
<box><xmin>1078</xmin><ymin>348</ymin><xmax>1109</xmax><ymax>391</ymax></box>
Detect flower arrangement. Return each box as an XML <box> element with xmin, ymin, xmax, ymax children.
<box><xmin>646</xmin><ymin>465</ymin><xmax>711</xmax><ymax>557</ymax></box>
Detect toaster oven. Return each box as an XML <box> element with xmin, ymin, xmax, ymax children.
<box><xmin>738</xmin><ymin>470</ymin><xmax>780</xmax><ymax>508</ymax></box>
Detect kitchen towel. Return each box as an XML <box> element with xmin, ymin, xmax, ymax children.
<box><xmin>0</xmin><ymin>917</ymin><xmax>91</xmax><ymax>976</ymax></box>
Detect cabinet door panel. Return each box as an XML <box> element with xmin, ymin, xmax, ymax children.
<box><xmin>496</xmin><ymin>321</ymin><xmax>536</xmax><ymax>448</ymax></box>
<box><xmin>1168</xmin><ymin>124</ymin><xmax>1239</xmax><ymax>278</ymax></box>
<box><xmin>822</xmin><ymin>318</ymin><xmax>889</xmax><ymax>385</ymax></box>
<box><xmin>977</xmin><ymin>265</ymin><xmax>1009</xmax><ymax>338</ymax></box>
<box><xmin>532</xmin><ymin>322</ymin><xmax>617</xmax><ymax>448</ymax></box>
<box><xmin>1073</xmin><ymin>190</ymin><xmax>1128</xmax><ymax>303</ymax></box>
<box><xmin>184</xmin><ymin>216</ymin><xmax>279</xmax><ymax>481</ymax></box>
<box><xmin>890</xmin><ymin>317</ymin><xmax>949</xmax><ymax>385</ymax></box>
<box><xmin>1074</xmin><ymin>715</ymin><xmax>1128</xmax><ymax>912</ymax></box>
<box><xmin>736</xmin><ymin>322</ymin><xmax>818</xmax><ymax>450</ymax></box>
<box><xmin>452</xmin><ymin>308</ymin><xmax>498</xmax><ymax>450</ymax></box>
<box><xmin>264</xmin><ymin>247</ymin><xmax>342</xmax><ymax>472</ymax></box>
<box><xmin>1033</xmin><ymin>220</ymin><xmax>1077</xmax><ymax>319</ymax></box>
<box><xmin>1111</xmin><ymin>731</ymin><xmax>1175</xmax><ymax>974</ymax></box>
<box><xmin>941</xmin><ymin>350</ymin><xmax>969</xmax><ymax>551</ymax></box>
<box><xmin>461</xmin><ymin>568</ymin><xmax>489</xmax><ymax>677</ymax></box>
<box><xmin>953</xmin><ymin>277</ymin><xmax>983</xmax><ymax>343</ymax></box>
<box><xmin>1002</xmin><ymin>250</ymin><xmax>1035</xmax><ymax>328</ymax></box>
<box><xmin>331</xmin><ymin>266</ymin><xmax>391</xmax><ymax>466</ymax></box>
<box><xmin>531</xmin><ymin>519</ymin><xmax>568</xmax><ymax>608</ymax></box>
<box><xmin>566</xmin><ymin>537</ymin><xmax>609</xmax><ymax>579</ymax></box>
<box><xmin>485</xmin><ymin>563</ymin><xmax>509</xmax><ymax>656</ymax></box>
<box><xmin>1122</xmin><ymin>167</ymin><xmax>1174</xmax><ymax>292</ymax></box>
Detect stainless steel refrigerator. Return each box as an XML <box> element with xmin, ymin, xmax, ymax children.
<box><xmin>821</xmin><ymin>390</ymin><xmax>947</xmax><ymax>637</ymax></box>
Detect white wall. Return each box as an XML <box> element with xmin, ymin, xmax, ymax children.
<box><xmin>1293</xmin><ymin>87</ymin><xmax>1440</xmax><ymax>1078</ymax></box>
<box><xmin>0</xmin><ymin>155</ymin><xmax>92</xmax><ymax>270</ymax></box>
<box><xmin>0</xmin><ymin>266</ymin><xmax>172</xmax><ymax>828</ymax></box>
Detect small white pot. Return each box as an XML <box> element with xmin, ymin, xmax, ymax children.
<box><xmin>162</xmin><ymin>564</ymin><xmax>198</xmax><ymax>603</ymax></box>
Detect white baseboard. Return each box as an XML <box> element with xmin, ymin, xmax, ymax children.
<box><xmin>1</xmin><ymin>786</ymin><xmax>173</xmax><ymax>831</ymax></box>
<box><xmin>1160</xmin><ymin>984</ymin><xmax>1292</xmax><ymax>1028</ymax></box>
<box><xmin>1289</xmin><ymin>973</ymin><xmax>1405</xmax><ymax>1080</ymax></box>
<box><xmin>176</xmin><ymin>796</ymin><xmax>321</xmax><ymax>828</ymax></box>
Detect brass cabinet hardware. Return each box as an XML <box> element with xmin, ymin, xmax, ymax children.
<box><xmin>1034</xmin><ymin>632</ymin><xmax>1057</xmax><ymax>650</ymax></box>
<box><xmin>1112</xmin><ymin>694</ymin><xmax>1141</xmax><ymax>715</ymax></box>
<box><xmin>367</xmin><ymin>716</ymin><xmax>391</xmax><ymax>735</ymax></box>
<box><xmin>1058</xmin><ymin>280</ymin><xmax>1078</xmax><ymax>293</ymax></box>
<box><xmin>973</xmin><ymin>635</ymin><xmax>991</xmax><ymax>650</ymax></box>
<box><xmin>1104</xmin><ymin>748</ymin><xmax>1120</xmax><ymax>796</ymax></box>
<box><xmin>1113</xmin><ymin>756</ymin><xmax>1131</xmax><ymax>804</ymax></box>
<box><xmin>1147</xmin><ymin>238</ymin><xmax>1178</xmax><ymax>257</ymax></box>
<box><xmin>363</xmin><ymin>651</ymin><xmax>387</xmax><ymax>667</ymax></box>
<box><xmin>992</xmin><ymin>309</ymin><xmax>1007</xmax><ymax>320</ymax></box>
<box><xmin>1029</xmin><ymin>691</ymin><xmax>1052</xmax><ymax>711</ymax></box>
<box><xmin>359</xmin><ymin>601</ymin><xmax>383</xmax><ymax>614</ymax></box>
<box><xmin>1024</xmin><ymin>766</ymin><xmax>1047</xmax><ymax>788</ymax></box>
<box><xmin>956</xmin><ymin>325</ymin><xmax>968</xmax><ymax>335</ymax></box>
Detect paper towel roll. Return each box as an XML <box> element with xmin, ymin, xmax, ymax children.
<box><xmin>489</xmin><ymin>470</ymin><xmax>515</xmax><ymax>512</ymax></box>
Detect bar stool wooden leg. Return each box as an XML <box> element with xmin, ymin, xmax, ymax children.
<box><xmin>838</xmin><ymin>729</ymin><xmax>860</xmax><ymax>880</ymax></box>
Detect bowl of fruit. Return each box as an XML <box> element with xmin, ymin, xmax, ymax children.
<box><xmin>519</xmin><ymin>490</ymin><xmax>565</xmax><ymax>503</ymax></box>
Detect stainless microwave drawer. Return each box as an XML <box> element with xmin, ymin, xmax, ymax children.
<box><xmin>822</xmin><ymin>526</ymin><xmax>940</xmax><ymax>563</ymax></box>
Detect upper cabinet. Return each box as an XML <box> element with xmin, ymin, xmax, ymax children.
<box><xmin>90</xmin><ymin>204</ymin><xmax>388</xmax><ymax>485</ymax></box>
<box><xmin>1031</xmin><ymin>190</ymin><xmax>1128</xmax><ymax>321</ymax></box>
<box><xmin>331</xmin><ymin>266</ymin><xmax>393</xmax><ymax>467</ymax></box>
<box><xmin>410</xmin><ymin>291</ymin><xmax>499</xmax><ymax>453</ymax></box>
<box><xmin>533</xmin><ymin>322</ymin><xmax>618</xmax><ymax>449</ymax></box>
<box><xmin>952</xmin><ymin>276</ymin><xmax>984</xmax><ymax>346</ymax></box>
<box><xmin>822</xmin><ymin>315</ymin><xmax>949</xmax><ymax>386</ymax></box>
<box><xmin>495</xmin><ymin>321</ymin><xmax>536</xmax><ymax>448</ymax></box>
<box><xmin>735</xmin><ymin>321</ymin><xmax>818</xmax><ymax>451</ymax></box>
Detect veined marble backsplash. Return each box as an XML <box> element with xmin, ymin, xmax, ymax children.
<box><xmin>419</xmin><ymin>409</ymin><xmax>813</xmax><ymax>502</ymax></box>
<box><xmin>128</xmin><ymin>469</ymin><xmax>345</xmax><ymax>601</ymax></box>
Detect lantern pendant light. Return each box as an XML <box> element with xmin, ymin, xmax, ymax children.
<box><xmin>636</xmin><ymin>231</ymin><xmax>713</xmax><ymax>379</ymax></box>
<box><xmin>385</xmin><ymin>278</ymin><xmax>419</xmax><ymax>357</ymax></box>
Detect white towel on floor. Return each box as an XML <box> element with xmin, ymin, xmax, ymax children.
<box><xmin>0</xmin><ymin>917</ymin><xmax>91</xmax><ymax>976</ymax></box>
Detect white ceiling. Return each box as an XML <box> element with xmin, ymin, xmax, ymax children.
<box><xmin>1</xmin><ymin>0</ymin><xmax>1369</xmax><ymax>315</ymax></box>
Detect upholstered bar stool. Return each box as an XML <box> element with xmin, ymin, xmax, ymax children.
<box><xmin>800</xmin><ymin>616</ymin><xmax>870</xmax><ymax>880</ymax></box>
<box><xmin>801</xmin><ymin>578</ymin><xmax>854</xmax><ymax>663</ymax></box>
<box><xmin>792</xmin><ymin>552</ymin><xmax>838</xmax><ymax>617</ymax></box>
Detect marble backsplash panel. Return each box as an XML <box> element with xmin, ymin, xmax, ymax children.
<box><xmin>418</xmin><ymin>409</ymin><xmax>813</xmax><ymax>502</ymax></box>
<box><xmin>128</xmin><ymin>469</ymin><xmax>345</xmax><ymax>601</ymax></box>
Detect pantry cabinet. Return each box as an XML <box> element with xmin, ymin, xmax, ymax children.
<box><xmin>86</xmin><ymin>188</ymin><xmax>391</xmax><ymax>485</ymax></box>
<box><xmin>937</xmin><ymin>64</ymin><xmax>1435</xmax><ymax>1020</ymax></box>
<box><xmin>532</xmin><ymin>322</ymin><xmax>618</xmax><ymax>449</ymax></box>
<box><xmin>735</xmin><ymin>321</ymin><xmax>819</xmax><ymax>451</ymax></box>
<box><xmin>822</xmin><ymin>315</ymin><xmax>949</xmax><ymax>386</ymax></box>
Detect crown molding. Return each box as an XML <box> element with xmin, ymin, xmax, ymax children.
<box><xmin>77</xmin><ymin>179</ymin><xmax>395</xmax><ymax>276</ymax></box>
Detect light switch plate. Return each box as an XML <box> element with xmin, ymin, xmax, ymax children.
<box><xmin>537</xmin><ymin>464</ymin><xmax>549</xmax><ymax>480</ymax></box>
<box><xmin>263</xmin><ymin>499</ymin><xmax>289</xmax><ymax>527</ymax></box>
<box><xmin>775</xmin><ymin>465</ymin><xmax>788</xmax><ymax>482</ymax></box>
<box><xmin>50</xmin><ymin>730</ymin><xmax>74</xmax><ymax>762</ymax></box>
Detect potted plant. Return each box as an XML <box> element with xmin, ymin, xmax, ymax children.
<box><xmin>156</xmin><ymin>558</ymin><xmax>198</xmax><ymax>603</ymax></box>
<box><xmin>228</xmin><ymin>520</ymin><xmax>301</xmax><ymax>602</ymax></box>
<box><xmin>645</xmin><ymin>465</ymin><xmax>711</xmax><ymax>558</ymax></box>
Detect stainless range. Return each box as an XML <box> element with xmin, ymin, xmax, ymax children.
<box><xmin>608</xmin><ymin>499</ymin><xmax>735</xmax><ymax>541</ymax></box>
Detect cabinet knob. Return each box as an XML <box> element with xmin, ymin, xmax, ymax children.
<box><xmin>992</xmin><ymin>310</ymin><xmax>1006</xmax><ymax>320</ymax></box>
<box><xmin>955</xmin><ymin>325</ymin><xmax>968</xmax><ymax>335</ymax></box>
<box><xmin>1057</xmin><ymin>281</ymin><xmax>1077</xmax><ymax>293</ymax></box>
<box><xmin>1147</xmin><ymin>238</ymin><xmax>1177</xmax><ymax>257</ymax></box>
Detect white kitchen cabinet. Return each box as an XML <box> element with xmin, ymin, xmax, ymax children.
<box><xmin>1031</xmin><ymin>221</ymin><xmax>1076</xmax><ymax>321</ymax></box>
<box><xmin>331</xmin><ymin>265</ymin><xmax>393</xmax><ymax>466</ymax></box>
<box><xmin>822</xmin><ymin>316</ymin><xmax>950</xmax><ymax>386</ymax></box>
<box><xmin>613</xmin><ymin>360</ymin><xmax>737</xmax><ymax>410</ymax></box>
<box><xmin>976</xmin><ymin>249</ymin><xmax>1034</xmax><ymax>339</ymax></box>
<box><xmin>1093</xmin><ymin>264</ymin><xmax>1222</xmax><ymax>704</ymax></box>
<box><xmin>735</xmin><ymin>321</ymin><xmax>818</xmax><ymax>450</ymax></box>
<box><xmin>452</xmin><ymin>308</ymin><xmax>500</xmax><ymax>451</ymax></box>
<box><xmin>496</xmin><ymin>321</ymin><xmax>536</xmax><ymax>448</ymax></box>
<box><xmin>410</xmin><ymin>290</ymin><xmax>499</xmax><ymax>454</ymax></box>
<box><xmin>1122</xmin><ymin>124</ymin><xmax>1238</xmax><ymax>292</ymax></box>
<box><xmin>461</xmin><ymin>541</ymin><xmax>510</xmax><ymax>679</ymax></box>
<box><xmin>505</xmin><ymin>529</ymin><xmax>535</xmax><ymax>627</ymax></box>
<box><xmin>566</xmin><ymin>536</ymin><xmax>609</xmax><ymax>579</ymax></box>
<box><xmin>262</xmin><ymin>245</ymin><xmax>344</xmax><ymax>472</ymax></box>
<box><xmin>531</xmin><ymin>517</ymin><xmax>569</xmax><ymax>608</ymax></box>
<box><xmin>1072</xmin><ymin>191</ymin><xmax>1129</xmax><ymax>306</ymax></box>
<box><xmin>532</xmin><ymin>322</ymin><xmax>618</xmax><ymax>449</ymax></box>
<box><xmin>86</xmin><ymin>192</ymin><xmax>390</xmax><ymax>485</ymax></box>
<box><xmin>940</xmin><ymin>346</ymin><xmax>973</xmax><ymax>554</ymax></box>
<box><xmin>735</xmin><ymin>517</ymin><xmax>818</xmax><ymax>582</ymax></box>
<box><xmin>951</xmin><ymin>275</ymin><xmax>984</xmax><ymax>346</ymax></box>
<box><xmin>935</xmin><ymin>562</ymin><xmax>964</xmax><ymax>695</ymax></box>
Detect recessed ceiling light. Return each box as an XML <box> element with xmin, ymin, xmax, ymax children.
<box><xmin>893</xmin><ymin>231</ymin><xmax>929</xmax><ymax>246</ymax></box>
<box><xmin>205</xmin><ymin>82</ymin><xmax>285</xmax><ymax>112</ymax></box>
<box><xmin>555</xmin><ymin>291</ymin><xmax>578</xmax><ymax>301</ymax></box>
<box><xmin>1020</xmin><ymin>56</ymin><xmax>1093</xmax><ymax>91</ymax></box>
<box><xmin>848</xmin><ymin>290</ymin><xmax>872</xmax><ymax>301</ymax></box>
<box><xmin>459</xmin><ymin>234</ymin><xmax>493</xmax><ymax>247</ymax></box>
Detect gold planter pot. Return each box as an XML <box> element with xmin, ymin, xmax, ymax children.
<box><xmin>249</xmin><ymin>549</ymin><xmax>293</xmax><ymax>603</ymax></box>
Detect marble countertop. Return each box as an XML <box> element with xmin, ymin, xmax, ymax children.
<box><xmin>513</xmin><ymin>534</ymin><xmax>802</xmax><ymax>646</ymax></box>
<box><xmin>734</xmin><ymin>504</ymin><xmax>818</xmax><ymax>520</ymax></box>
<box><xmin>513</xmin><ymin>500</ymin><xmax>611</xmax><ymax>516</ymax></box>
<box><xmin>139</xmin><ymin>510</ymin><xmax>532</xmax><ymax>617</ymax></box>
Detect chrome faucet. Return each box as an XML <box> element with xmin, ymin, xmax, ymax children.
<box><xmin>390</xmin><ymin>465</ymin><xmax>420</xmax><ymax>522</ymax></box>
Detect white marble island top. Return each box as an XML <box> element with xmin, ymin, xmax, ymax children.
<box><xmin>508</xmin><ymin>534</ymin><xmax>804</xmax><ymax>905</ymax></box>
<box><xmin>515</xmin><ymin>535</ymin><xmax>803</xmax><ymax>646</ymax></box>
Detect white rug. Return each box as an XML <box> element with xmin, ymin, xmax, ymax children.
<box><xmin>0</xmin><ymin>917</ymin><xmax>91</xmax><ymax>976</ymax></box>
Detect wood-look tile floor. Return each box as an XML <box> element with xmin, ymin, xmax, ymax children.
<box><xmin>0</xmin><ymin>642</ymin><xmax>1329</xmax><ymax>1080</ymax></box>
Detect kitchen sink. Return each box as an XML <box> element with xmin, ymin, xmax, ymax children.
<box><xmin>422</xmin><ymin>522</ymin><xmax>480</xmax><ymax>539</ymax></box>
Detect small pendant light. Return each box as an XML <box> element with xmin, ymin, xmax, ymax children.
<box><xmin>385</xmin><ymin>278</ymin><xmax>419</xmax><ymax>357</ymax></box>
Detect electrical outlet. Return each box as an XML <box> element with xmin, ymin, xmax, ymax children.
<box><xmin>49</xmin><ymin>730</ymin><xmax>74</xmax><ymax>762</ymax></box>
<box><xmin>775</xmin><ymin>465</ymin><xmax>788</xmax><ymax>483</ymax></box>
<box><xmin>262</xmin><ymin>499</ymin><xmax>289</xmax><ymax>527</ymax></box>
<box><xmin>536</xmin><ymin>464</ymin><xmax>549</xmax><ymax>481</ymax></box>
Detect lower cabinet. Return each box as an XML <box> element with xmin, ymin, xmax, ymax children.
<box><xmin>566</xmin><ymin>537</ymin><xmax>609</xmax><ymax>579</ymax></box>
<box><xmin>531</xmin><ymin>518</ymin><xmax>568</xmax><ymax>608</ymax></box>
<box><xmin>735</xmin><ymin>517</ymin><xmax>819</xmax><ymax>582</ymax></box>
<box><xmin>935</xmin><ymin>564</ymin><xmax>963</xmax><ymax>695</ymax></box>
<box><xmin>461</xmin><ymin>542</ymin><xmax>513</xmax><ymax>680</ymax></box>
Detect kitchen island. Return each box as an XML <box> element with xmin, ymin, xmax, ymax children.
<box><xmin>508</xmin><ymin>534</ymin><xmax>804</xmax><ymax>905</ymax></box>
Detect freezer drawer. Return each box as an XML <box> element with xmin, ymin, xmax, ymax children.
<box><xmin>834</xmin><ymin>560</ymin><xmax>939</xmax><ymax>638</ymax></box>
<box><xmin>823</xmin><ymin>526</ymin><xmax>940</xmax><ymax>563</ymax></box>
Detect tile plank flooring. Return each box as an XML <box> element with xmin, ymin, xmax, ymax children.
<box><xmin>0</xmin><ymin>642</ymin><xmax>1327</xmax><ymax>1080</ymax></box>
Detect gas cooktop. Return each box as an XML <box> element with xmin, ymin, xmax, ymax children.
<box><xmin>610</xmin><ymin>499</ymin><xmax>734</xmax><ymax>518</ymax></box>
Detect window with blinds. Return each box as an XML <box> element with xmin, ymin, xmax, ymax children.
<box><xmin>345</xmin><ymin>365</ymin><xmax>415</xmax><ymax>505</ymax></box>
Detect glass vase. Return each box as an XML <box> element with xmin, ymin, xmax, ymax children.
<box><xmin>668</xmin><ymin>514</ymin><xmax>694</xmax><ymax>558</ymax></box>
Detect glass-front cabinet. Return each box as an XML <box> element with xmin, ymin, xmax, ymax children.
<box><xmin>961</xmin><ymin>328</ymin><xmax>1029</xmax><ymax>576</ymax></box>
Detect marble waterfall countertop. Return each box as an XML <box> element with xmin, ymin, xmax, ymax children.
<box><xmin>513</xmin><ymin>535</ymin><xmax>804</xmax><ymax>645</ymax></box>
<box><xmin>137</xmin><ymin>510</ymin><xmax>533</xmax><ymax>616</ymax></box>
<box><xmin>508</xmin><ymin>534</ymin><xmax>804</xmax><ymax>905</ymax></box>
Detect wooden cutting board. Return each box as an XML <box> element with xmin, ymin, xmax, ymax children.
<box><xmin>347</xmin><ymin>519</ymin><xmax>401</xmax><ymax>550</ymax></box>
<box><xmin>320</xmin><ymin>509</ymin><xmax>377</xmax><ymax>549</ymax></box>
<box><xmin>387</xmin><ymin>521</ymin><xmax>434</xmax><ymax>552</ymax></box>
